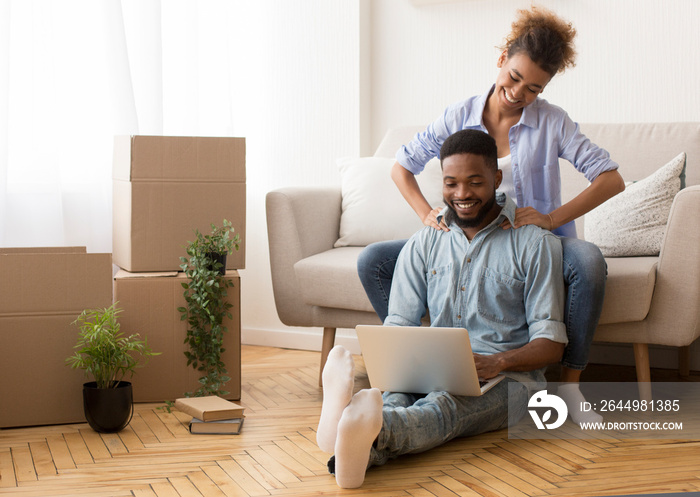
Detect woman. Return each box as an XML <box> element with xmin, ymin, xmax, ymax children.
<box><xmin>357</xmin><ymin>5</ymin><xmax>625</xmax><ymax>424</ymax></box>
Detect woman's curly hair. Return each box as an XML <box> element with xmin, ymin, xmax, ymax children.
<box><xmin>498</xmin><ymin>5</ymin><xmax>577</xmax><ymax>76</ymax></box>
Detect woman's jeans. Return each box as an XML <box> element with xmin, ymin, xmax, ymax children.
<box><xmin>369</xmin><ymin>379</ymin><xmax>528</xmax><ymax>467</ymax></box>
<box><xmin>357</xmin><ymin>236</ymin><xmax>607</xmax><ymax>370</ymax></box>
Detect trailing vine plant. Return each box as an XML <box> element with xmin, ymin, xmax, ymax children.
<box><xmin>178</xmin><ymin>219</ymin><xmax>240</xmax><ymax>397</ymax></box>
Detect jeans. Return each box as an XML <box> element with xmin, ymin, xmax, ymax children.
<box><xmin>357</xmin><ymin>236</ymin><xmax>607</xmax><ymax>370</ymax></box>
<box><xmin>369</xmin><ymin>379</ymin><xmax>528</xmax><ymax>467</ymax></box>
<box><xmin>357</xmin><ymin>238</ymin><xmax>408</xmax><ymax>322</ymax></box>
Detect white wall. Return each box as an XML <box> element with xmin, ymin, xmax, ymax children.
<box><xmin>238</xmin><ymin>1</ymin><xmax>367</xmax><ymax>351</ymax></box>
<box><xmin>242</xmin><ymin>0</ymin><xmax>700</xmax><ymax>365</ymax></box>
<box><xmin>370</xmin><ymin>0</ymin><xmax>700</xmax><ymax>149</ymax></box>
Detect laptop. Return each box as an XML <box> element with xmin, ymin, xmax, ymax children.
<box><xmin>355</xmin><ymin>325</ymin><xmax>504</xmax><ymax>396</ymax></box>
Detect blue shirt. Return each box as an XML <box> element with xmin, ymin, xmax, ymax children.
<box><xmin>385</xmin><ymin>196</ymin><xmax>567</xmax><ymax>384</ymax></box>
<box><xmin>396</xmin><ymin>86</ymin><xmax>619</xmax><ymax>238</ymax></box>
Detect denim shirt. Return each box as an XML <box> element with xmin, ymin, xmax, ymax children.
<box><xmin>395</xmin><ymin>86</ymin><xmax>619</xmax><ymax>239</ymax></box>
<box><xmin>384</xmin><ymin>196</ymin><xmax>567</xmax><ymax>385</ymax></box>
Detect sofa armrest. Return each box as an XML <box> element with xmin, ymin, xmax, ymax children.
<box><xmin>646</xmin><ymin>185</ymin><xmax>700</xmax><ymax>345</ymax></box>
<box><xmin>266</xmin><ymin>187</ymin><xmax>342</xmax><ymax>326</ymax></box>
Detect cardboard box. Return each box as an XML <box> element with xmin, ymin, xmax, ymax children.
<box><xmin>0</xmin><ymin>247</ymin><xmax>113</xmax><ymax>428</ymax></box>
<box><xmin>112</xmin><ymin>135</ymin><xmax>246</xmax><ymax>272</ymax></box>
<box><xmin>113</xmin><ymin>270</ymin><xmax>241</xmax><ymax>402</ymax></box>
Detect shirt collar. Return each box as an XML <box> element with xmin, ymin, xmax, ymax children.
<box><xmin>495</xmin><ymin>195</ymin><xmax>518</xmax><ymax>226</ymax></box>
<box><xmin>465</xmin><ymin>88</ymin><xmax>491</xmax><ymax>127</ymax></box>
<box><xmin>472</xmin><ymin>85</ymin><xmax>539</xmax><ymax>129</ymax></box>
<box><xmin>519</xmin><ymin>96</ymin><xmax>540</xmax><ymax>129</ymax></box>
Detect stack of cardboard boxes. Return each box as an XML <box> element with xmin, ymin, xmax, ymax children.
<box><xmin>0</xmin><ymin>136</ymin><xmax>245</xmax><ymax>428</ymax></box>
<box><xmin>112</xmin><ymin>136</ymin><xmax>246</xmax><ymax>403</ymax></box>
<box><xmin>0</xmin><ymin>247</ymin><xmax>113</xmax><ymax>427</ymax></box>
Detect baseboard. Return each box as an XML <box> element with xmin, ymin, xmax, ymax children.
<box><xmin>588</xmin><ymin>342</ymin><xmax>697</xmax><ymax>370</ymax></box>
<box><xmin>242</xmin><ymin>326</ymin><xmax>361</xmax><ymax>355</ymax></box>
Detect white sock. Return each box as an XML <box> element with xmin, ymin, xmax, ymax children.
<box><xmin>334</xmin><ymin>388</ymin><xmax>383</xmax><ymax>489</ymax></box>
<box><xmin>316</xmin><ymin>345</ymin><xmax>355</xmax><ymax>453</ymax></box>
<box><xmin>557</xmin><ymin>383</ymin><xmax>603</xmax><ymax>425</ymax></box>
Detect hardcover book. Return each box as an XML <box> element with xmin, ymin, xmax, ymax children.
<box><xmin>174</xmin><ymin>395</ymin><xmax>244</xmax><ymax>422</ymax></box>
<box><xmin>189</xmin><ymin>417</ymin><xmax>244</xmax><ymax>435</ymax></box>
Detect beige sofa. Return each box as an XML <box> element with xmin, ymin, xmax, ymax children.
<box><xmin>266</xmin><ymin>122</ymin><xmax>700</xmax><ymax>397</ymax></box>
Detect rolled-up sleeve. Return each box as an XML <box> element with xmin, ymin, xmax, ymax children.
<box><xmin>396</xmin><ymin>100</ymin><xmax>473</xmax><ymax>175</ymax></box>
<box><xmin>558</xmin><ymin>113</ymin><xmax>619</xmax><ymax>183</ymax></box>
<box><xmin>396</xmin><ymin>123</ymin><xmax>447</xmax><ymax>175</ymax></box>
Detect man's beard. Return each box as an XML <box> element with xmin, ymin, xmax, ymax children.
<box><xmin>444</xmin><ymin>192</ymin><xmax>497</xmax><ymax>230</ymax></box>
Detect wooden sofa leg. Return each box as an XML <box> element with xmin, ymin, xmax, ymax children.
<box><xmin>679</xmin><ymin>346</ymin><xmax>691</xmax><ymax>377</ymax></box>
<box><xmin>633</xmin><ymin>343</ymin><xmax>652</xmax><ymax>402</ymax></box>
<box><xmin>319</xmin><ymin>327</ymin><xmax>337</xmax><ymax>387</ymax></box>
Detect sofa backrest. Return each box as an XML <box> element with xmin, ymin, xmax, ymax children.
<box><xmin>562</xmin><ymin>123</ymin><xmax>700</xmax><ymax>236</ymax></box>
<box><xmin>374</xmin><ymin>125</ymin><xmax>425</xmax><ymax>159</ymax></box>
<box><xmin>376</xmin><ymin>122</ymin><xmax>700</xmax><ymax>238</ymax></box>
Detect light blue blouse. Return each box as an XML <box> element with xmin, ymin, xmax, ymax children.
<box><xmin>396</xmin><ymin>86</ymin><xmax>619</xmax><ymax>238</ymax></box>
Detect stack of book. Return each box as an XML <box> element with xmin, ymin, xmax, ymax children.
<box><xmin>174</xmin><ymin>395</ymin><xmax>245</xmax><ymax>435</ymax></box>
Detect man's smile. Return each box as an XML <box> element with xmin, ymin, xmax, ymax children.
<box><xmin>452</xmin><ymin>200</ymin><xmax>480</xmax><ymax>214</ymax></box>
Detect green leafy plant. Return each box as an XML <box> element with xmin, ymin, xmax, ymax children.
<box><xmin>178</xmin><ymin>219</ymin><xmax>240</xmax><ymax>397</ymax></box>
<box><xmin>66</xmin><ymin>303</ymin><xmax>158</xmax><ymax>389</ymax></box>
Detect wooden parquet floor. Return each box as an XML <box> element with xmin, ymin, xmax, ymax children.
<box><xmin>2</xmin><ymin>345</ymin><xmax>700</xmax><ymax>497</ymax></box>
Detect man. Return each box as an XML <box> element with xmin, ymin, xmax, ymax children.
<box><xmin>316</xmin><ymin>129</ymin><xmax>567</xmax><ymax>488</ymax></box>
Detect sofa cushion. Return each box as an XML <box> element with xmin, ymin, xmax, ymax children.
<box><xmin>584</xmin><ymin>152</ymin><xmax>686</xmax><ymax>256</ymax></box>
<box><xmin>334</xmin><ymin>156</ymin><xmax>444</xmax><ymax>247</ymax></box>
<box><xmin>295</xmin><ymin>250</ymin><xmax>658</xmax><ymax>323</ymax></box>
<box><xmin>598</xmin><ymin>256</ymin><xmax>658</xmax><ymax>325</ymax></box>
<box><xmin>294</xmin><ymin>247</ymin><xmax>375</xmax><ymax>312</ymax></box>
<box><xmin>289</xmin><ymin>123</ymin><xmax>668</xmax><ymax>327</ymax></box>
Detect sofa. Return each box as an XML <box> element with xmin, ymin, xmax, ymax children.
<box><xmin>266</xmin><ymin>122</ymin><xmax>700</xmax><ymax>399</ymax></box>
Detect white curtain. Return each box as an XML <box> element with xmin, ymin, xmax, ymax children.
<box><xmin>0</xmin><ymin>0</ymin><xmax>247</xmax><ymax>252</ymax></box>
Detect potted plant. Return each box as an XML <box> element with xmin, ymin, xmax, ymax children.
<box><xmin>178</xmin><ymin>219</ymin><xmax>240</xmax><ymax>397</ymax></box>
<box><xmin>197</xmin><ymin>218</ymin><xmax>240</xmax><ymax>276</ymax></box>
<box><xmin>66</xmin><ymin>303</ymin><xmax>158</xmax><ymax>433</ymax></box>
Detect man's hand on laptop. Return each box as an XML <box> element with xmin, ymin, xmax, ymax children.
<box><xmin>474</xmin><ymin>339</ymin><xmax>566</xmax><ymax>379</ymax></box>
<box><xmin>473</xmin><ymin>353</ymin><xmax>505</xmax><ymax>380</ymax></box>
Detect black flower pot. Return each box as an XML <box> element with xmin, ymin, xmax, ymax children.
<box><xmin>82</xmin><ymin>381</ymin><xmax>134</xmax><ymax>433</ymax></box>
<box><xmin>205</xmin><ymin>252</ymin><xmax>227</xmax><ymax>275</ymax></box>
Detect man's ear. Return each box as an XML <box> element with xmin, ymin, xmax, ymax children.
<box><xmin>495</xmin><ymin>169</ymin><xmax>503</xmax><ymax>189</ymax></box>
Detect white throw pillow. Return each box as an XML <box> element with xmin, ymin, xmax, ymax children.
<box><xmin>334</xmin><ymin>157</ymin><xmax>444</xmax><ymax>247</ymax></box>
<box><xmin>584</xmin><ymin>152</ymin><xmax>686</xmax><ymax>257</ymax></box>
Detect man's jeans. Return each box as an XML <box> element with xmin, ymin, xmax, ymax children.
<box><xmin>369</xmin><ymin>379</ymin><xmax>528</xmax><ymax>467</ymax></box>
<box><xmin>357</xmin><ymin>236</ymin><xmax>607</xmax><ymax>370</ymax></box>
